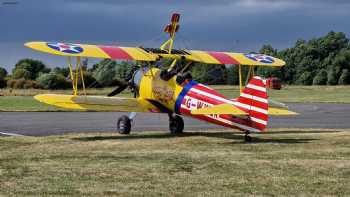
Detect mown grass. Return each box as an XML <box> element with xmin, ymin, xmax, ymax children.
<box><xmin>0</xmin><ymin>85</ymin><xmax>349</xmax><ymax>111</ymax></box>
<box><xmin>0</xmin><ymin>129</ymin><xmax>349</xmax><ymax>196</ymax></box>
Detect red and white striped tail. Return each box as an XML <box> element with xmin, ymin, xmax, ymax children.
<box><xmin>235</xmin><ymin>76</ymin><xmax>269</xmax><ymax>131</ymax></box>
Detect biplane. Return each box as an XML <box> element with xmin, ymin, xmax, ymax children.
<box><xmin>25</xmin><ymin>13</ymin><xmax>296</xmax><ymax>142</ymax></box>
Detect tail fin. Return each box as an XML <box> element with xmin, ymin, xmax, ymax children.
<box><xmin>234</xmin><ymin>76</ymin><xmax>269</xmax><ymax>131</ymax></box>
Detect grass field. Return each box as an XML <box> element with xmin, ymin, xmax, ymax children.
<box><xmin>0</xmin><ymin>129</ymin><xmax>349</xmax><ymax>196</ymax></box>
<box><xmin>0</xmin><ymin>85</ymin><xmax>349</xmax><ymax>111</ymax></box>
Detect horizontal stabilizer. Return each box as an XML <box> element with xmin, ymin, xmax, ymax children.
<box><xmin>34</xmin><ymin>94</ymin><xmax>149</xmax><ymax>112</ymax></box>
<box><xmin>190</xmin><ymin>104</ymin><xmax>248</xmax><ymax>115</ymax></box>
<box><xmin>268</xmin><ymin>107</ymin><xmax>298</xmax><ymax>115</ymax></box>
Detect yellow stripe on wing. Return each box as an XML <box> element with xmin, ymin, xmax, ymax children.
<box><xmin>121</xmin><ymin>47</ymin><xmax>157</xmax><ymax>61</ymax></box>
<box><xmin>187</xmin><ymin>50</ymin><xmax>221</xmax><ymax>64</ymax></box>
<box><xmin>227</xmin><ymin>53</ymin><xmax>286</xmax><ymax>67</ymax></box>
<box><xmin>25</xmin><ymin>42</ymin><xmax>110</xmax><ymax>59</ymax></box>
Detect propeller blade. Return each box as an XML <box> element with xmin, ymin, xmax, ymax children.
<box><xmin>107</xmin><ymin>84</ymin><xmax>128</xmax><ymax>97</ymax></box>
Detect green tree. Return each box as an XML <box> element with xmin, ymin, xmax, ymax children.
<box><xmin>0</xmin><ymin>67</ymin><xmax>7</xmax><ymax>78</ymax></box>
<box><xmin>53</xmin><ymin>67</ymin><xmax>70</xmax><ymax>77</ymax></box>
<box><xmin>12</xmin><ymin>68</ymin><xmax>31</xmax><ymax>80</ymax></box>
<box><xmin>0</xmin><ymin>67</ymin><xmax>7</xmax><ymax>88</ymax></box>
<box><xmin>338</xmin><ymin>69</ymin><xmax>350</xmax><ymax>85</ymax></box>
<box><xmin>76</xmin><ymin>71</ymin><xmax>96</xmax><ymax>88</ymax></box>
<box><xmin>327</xmin><ymin>69</ymin><xmax>338</xmax><ymax>85</ymax></box>
<box><xmin>297</xmin><ymin>71</ymin><xmax>313</xmax><ymax>85</ymax></box>
<box><xmin>36</xmin><ymin>73</ymin><xmax>70</xmax><ymax>89</ymax></box>
<box><xmin>92</xmin><ymin>59</ymin><xmax>117</xmax><ymax>86</ymax></box>
<box><xmin>115</xmin><ymin>61</ymin><xmax>132</xmax><ymax>82</ymax></box>
<box><xmin>13</xmin><ymin>59</ymin><xmax>50</xmax><ymax>80</ymax></box>
<box><xmin>268</xmin><ymin>31</ymin><xmax>350</xmax><ymax>85</ymax></box>
<box><xmin>259</xmin><ymin>44</ymin><xmax>277</xmax><ymax>56</ymax></box>
<box><xmin>0</xmin><ymin>77</ymin><xmax>5</xmax><ymax>88</ymax></box>
<box><xmin>226</xmin><ymin>65</ymin><xmax>239</xmax><ymax>85</ymax></box>
<box><xmin>191</xmin><ymin>63</ymin><xmax>227</xmax><ymax>85</ymax></box>
<box><xmin>312</xmin><ymin>69</ymin><xmax>328</xmax><ymax>85</ymax></box>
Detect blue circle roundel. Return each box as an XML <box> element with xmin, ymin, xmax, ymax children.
<box><xmin>47</xmin><ymin>42</ymin><xmax>83</xmax><ymax>54</ymax></box>
<box><xmin>244</xmin><ymin>54</ymin><xmax>275</xmax><ymax>64</ymax></box>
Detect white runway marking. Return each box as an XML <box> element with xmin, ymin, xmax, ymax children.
<box><xmin>0</xmin><ymin>132</ymin><xmax>25</xmax><ymax>136</ymax></box>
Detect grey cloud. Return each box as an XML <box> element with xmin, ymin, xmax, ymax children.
<box><xmin>0</xmin><ymin>0</ymin><xmax>350</xmax><ymax>70</ymax></box>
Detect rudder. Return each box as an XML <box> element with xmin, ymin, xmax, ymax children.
<box><xmin>234</xmin><ymin>76</ymin><xmax>269</xmax><ymax>131</ymax></box>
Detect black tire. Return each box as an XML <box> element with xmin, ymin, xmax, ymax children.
<box><xmin>117</xmin><ymin>115</ymin><xmax>131</xmax><ymax>134</ymax></box>
<box><xmin>169</xmin><ymin>115</ymin><xmax>184</xmax><ymax>134</ymax></box>
<box><xmin>244</xmin><ymin>134</ymin><xmax>252</xmax><ymax>142</ymax></box>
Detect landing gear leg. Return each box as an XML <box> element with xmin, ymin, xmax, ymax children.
<box><xmin>244</xmin><ymin>131</ymin><xmax>252</xmax><ymax>142</ymax></box>
<box><xmin>117</xmin><ymin>115</ymin><xmax>131</xmax><ymax>134</ymax></box>
<box><xmin>169</xmin><ymin>114</ymin><xmax>184</xmax><ymax>135</ymax></box>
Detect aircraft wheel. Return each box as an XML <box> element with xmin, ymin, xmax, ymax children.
<box><xmin>244</xmin><ymin>131</ymin><xmax>252</xmax><ymax>142</ymax></box>
<box><xmin>117</xmin><ymin>115</ymin><xmax>131</xmax><ymax>134</ymax></box>
<box><xmin>169</xmin><ymin>115</ymin><xmax>184</xmax><ymax>134</ymax></box>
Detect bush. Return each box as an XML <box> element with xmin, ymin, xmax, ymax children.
<box><xmin>0</xmin><ymin>78</ymin><xmax>6</xmax><ymax>88</ymax></box>
<box><xmin>79</xmin><ymin>71</ymin><xmax>96</xmax><ymax>88</ymax></box>
<box><xmin>338</xmin><ymin>69</ymin><xmax>350</xmax><ymax>85</ymax></box>
<box><xmin>36</xmin><ymin>73</ymin><xmax>71</xmax><ymax>89</ymax></box>
<box><xmin>312</xmin><ymin>69</ymin><xmax>328</xmax><ymax>85</ymax></box>
<box><xmin>6</xmin><ymin>79</ymin><xmax>39</xmax><ymax>89</ymax></box>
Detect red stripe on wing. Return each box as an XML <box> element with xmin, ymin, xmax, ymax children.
<box><xmin>208</xmin><ymin>52</ymin><xmax>240</xmax><ymax>64</ymax></box>
<box><xmin>98</xmin><ymin>46</ymin><xmax>133</xmax><ymax>60</ymax></box>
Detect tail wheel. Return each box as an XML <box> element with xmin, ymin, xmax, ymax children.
<box><xmin>117</xmin><ymin>115</ymin><xmax>131</xmax><ymax>134</ymax></box>
<box><xmin>169</xmin><ymin>115</ymin><xmax>184</xmax><ymax>134</ymax></box>
<box><xmin>244</xmin><ymin>131</ymin><xmax>252</xmax><ymax>142</ymax></box>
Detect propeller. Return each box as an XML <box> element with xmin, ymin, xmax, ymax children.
<box><xmin>107</xmin><ymin>65</ymin><xmax>138</xmax><ymax>97</ymax></box>
<box><xmin>107</xmin><ymin>80</ymin><xmax>129</xmax><ymax>97</ymax></box>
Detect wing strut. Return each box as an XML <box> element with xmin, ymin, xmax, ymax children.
<box><xmin>238</xmin><ymin>64</ymin><xmax>256</xmax><ymax>93</ymax></box>
<box><xmin>67</xmin><ymin>56</ymin><xmax>86</xmax><ymax>96</ymax></box>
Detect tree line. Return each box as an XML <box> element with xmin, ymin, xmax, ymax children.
<box><xmin>0</xmin><ymin>31</ymin><xmax>349</xmax><ymax>89</ymax></box>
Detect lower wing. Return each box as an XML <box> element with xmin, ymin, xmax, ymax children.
<box><xmin>34</xmin><ymin>94</ymin><xmax>155</xmax><ymax>112</ymax></box>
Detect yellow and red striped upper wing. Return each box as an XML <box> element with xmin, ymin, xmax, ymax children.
<box><xmin>186</xmin><ymin>50</ymin><xmax>285</xmax><ymax>67</ymax></box>
<box><xmin>25</xmin><ymin>42</ymin><xmax>157</xmax><ymax>61</ymax></box>
<box><xmin>25</xmin><ymin>42</ymin><xmax>285</xmax><ymax>67</ymax></box>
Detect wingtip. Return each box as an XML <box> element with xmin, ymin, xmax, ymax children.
<box><xmin>24</xmin><ymin>41</ymin><xmax>39</xmax><ymax>49</ymax></box>
<box><xmin>33</xmin><ymin>94</ymin><xmax>48</xmax><ymax>102</ymax></box>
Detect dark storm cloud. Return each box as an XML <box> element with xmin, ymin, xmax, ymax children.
<box><xmin>1</xmin><ymin>0</ymin><xmax>350</xmax><ymax>70</ymax></box>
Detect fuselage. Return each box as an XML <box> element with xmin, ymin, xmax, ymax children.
<box><xmin>136</xmin><ymin>68</ymin><xmax>258</xmax><ymax>132</ymax></box>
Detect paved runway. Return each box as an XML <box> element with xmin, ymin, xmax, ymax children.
<box><xmin>1</xmin><ymin>103</ymin><xmax>350</xmax><ymax>136</ymax></box>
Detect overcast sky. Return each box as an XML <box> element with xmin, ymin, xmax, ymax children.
<box><xmin>1</xmin><ymin>0</ymin><xmax>350</xmax><ymax>71</ymax></box>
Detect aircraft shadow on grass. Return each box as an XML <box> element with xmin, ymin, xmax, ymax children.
<box><xmin>72</xmin><ymin>130</ymin><xmax>326</xmax><ymax>144</ymax></box>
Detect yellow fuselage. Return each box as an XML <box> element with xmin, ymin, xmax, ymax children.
<box><xmin>138</xmin><ymin>68</ymin><xmax>183</xmax><ymax>112</ymax></box>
